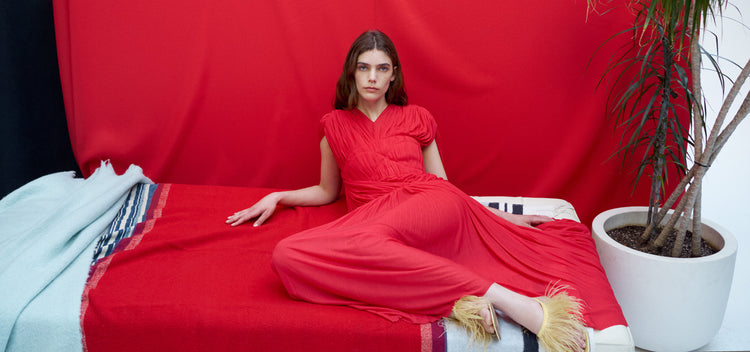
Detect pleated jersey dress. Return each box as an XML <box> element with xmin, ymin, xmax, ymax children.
<box><xmin>271</xmin><ymin>104</ymin><xmax>626</xmax><ymax>330</ymax></box>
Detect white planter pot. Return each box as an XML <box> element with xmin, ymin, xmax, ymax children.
<box><xmin>592</xmin><ymin>207</ymin><xmax>737</xmax><ymax>352</ymax></box>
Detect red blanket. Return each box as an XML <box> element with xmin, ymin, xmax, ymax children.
<box><xmin>81</xmin><ymin>184</ymin><xmax>443</xmax><ymax>351</ymax></box>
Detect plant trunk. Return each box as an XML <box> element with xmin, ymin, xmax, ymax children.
<box><xmin>651</xmin><ymin>57</ymin><xmax>750</xmax><ymax>255</ymax></box>
<box><xmin>689</xmin><ymin>12</ymin><xmax>704</xmax><ymax>257</ymax></box>
<box><xmin>691</xmin><ymin>190</ymin><xmax>703</xmax><ymax>256</ymax></box>
<box><xmin>643</xmin><ymin>166</ymin><xmax>695</xmax><ymax>238</ymax></box>
<box><xmin>641</xmin><ymin>25</ymin><xmax>673</xmax><ymax>246</ymax></box>
<box><xmin>652</xmin><ymin>164</ymin><xmax>706</xmax><ymax>250</ymax></box>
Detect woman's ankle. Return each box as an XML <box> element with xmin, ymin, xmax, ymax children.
<box><xmin>482</xmin><ymin>284</ymin><xmax>543</xmax><ymax>334</ymax></box>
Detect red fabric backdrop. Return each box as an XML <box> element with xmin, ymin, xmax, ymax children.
<box><xmin>53</xmin><ymin>0</ymin><xmax>653</xmax><ymax>225</ymax></box>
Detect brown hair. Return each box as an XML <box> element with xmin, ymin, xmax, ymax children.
<box><xmin>334</xmin><ymin>30</ymin><xmax>408</xmax><ymax>110</ymax></box>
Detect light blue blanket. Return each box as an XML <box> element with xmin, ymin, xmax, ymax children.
<box><xmin>0</xmin><ymin>163</ymin><xmax>150</xmax><ymax>352</ymax></box>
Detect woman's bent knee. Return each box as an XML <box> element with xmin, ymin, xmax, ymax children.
<box><xmin>271</xmin><ymin>237</ymin><xmax>299</xmax><ymax>272</ymax></box>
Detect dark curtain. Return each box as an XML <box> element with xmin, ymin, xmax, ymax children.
<box><xmin>0</xmin><ymin>0</ymin><xmax>79</xmax><ymax>198</ymax></box>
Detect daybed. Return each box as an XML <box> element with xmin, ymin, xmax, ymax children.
<box><xmin>1</xmin><ymin>163</ymin><xmax>633</xmax><ymax>352</ymax></box>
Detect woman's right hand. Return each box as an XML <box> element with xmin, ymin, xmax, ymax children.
<box><xmin>226</xmin><ymin>192</ymin><xmax>282</xmax><ymax>227</ymax></box>
<box><xmin>226</xmin><ymin>138</ymin><xmax>340</xmax><ymax>227</ymax></box>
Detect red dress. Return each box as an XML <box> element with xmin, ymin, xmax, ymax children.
<box><xmin>272</xmin><ymin>105</ymin><xmax>626</xmax><ymax>330</ymax></box>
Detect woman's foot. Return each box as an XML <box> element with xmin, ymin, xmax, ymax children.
<box><xmin>476</xmin><ymin>304</ymin><xmax>495</xmax><ymax>334</ymax></box>
<box><xmin>478</xmin><ymin>298</ymin><xmax>586</xmax><ymax>348</ymax></box>
<box><xmin>481</xmin><ymin>284</ymin><xmax>544</xmax><ymax>334</ymax></box>
<box><xmin>450</xmin><ymin>296</ymin><xmax>500</xmax><ymax>344</ymax></box>
<box><xmin>481</xmin><ymin>283</ymin><xmax>587</xmax><ymax>352</ymax></box>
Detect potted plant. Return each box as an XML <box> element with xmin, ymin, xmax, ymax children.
<box><xmin>586</xmin><ymin>0</ymin><xmax>748</xmax><ymax>350</ymax></box>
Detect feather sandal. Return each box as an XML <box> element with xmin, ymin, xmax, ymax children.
<box><xmin>451</xmin><ymin>295</ymin><xmax>501</xmax><ymax>346</ymax></box>
<box><xmin>535</xmin><ymin>286</ymin><xmax>587</xmax><ymax>352</ymax></box>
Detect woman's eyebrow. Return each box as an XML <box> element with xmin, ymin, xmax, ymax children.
<box><xmin>356</xmin><ymin>62</ymin><xmax>391</xmax><ymax>67</ymax></box>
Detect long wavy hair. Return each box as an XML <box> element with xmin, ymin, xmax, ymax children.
<box><xmin>334</xmin><ymin>30</ymin><xmax>408</xmax><ymax>110</ymax></box>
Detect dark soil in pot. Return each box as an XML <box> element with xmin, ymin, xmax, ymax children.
<box><xmin>607</xmin><ymin>225</ymin><xmax>719</xmax><ymax>258</ymax></box>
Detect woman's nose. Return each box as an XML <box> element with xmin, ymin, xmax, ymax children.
<box><xmin>368</xmin><ymin>69</ymin><xmax>377</xmax><ymax>82</ymax></box>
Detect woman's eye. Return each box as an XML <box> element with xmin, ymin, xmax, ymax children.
<box><xmin>357</xmin><ymin>66</ymin><xmax>367</xmax><ymax>71</ymax></box>
<box><xmin>379</xmin><ymin>67</ymin><xmax>389</xmax><ymax>72</ymax></box>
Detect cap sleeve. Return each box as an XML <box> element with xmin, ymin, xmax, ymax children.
<box><xmin>319</xmin><ymin>112</ymin><xmax>332</xmax><ymax>140</ymax></box>
<box><xmin>409</xmin><ymin>105</ymin><xmax>437</xmax><ymax>146</ymax></box>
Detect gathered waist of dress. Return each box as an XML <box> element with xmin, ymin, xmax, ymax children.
<box><xmin>342</xmin><ymin>173</ymin><xmax>448</xmax><ymax>211</ymax></box>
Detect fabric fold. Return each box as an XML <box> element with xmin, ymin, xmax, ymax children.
<box><xmin>0</xmin><ymin>162</ymin><xmax>150</xmax><ymax>351</ymax></box>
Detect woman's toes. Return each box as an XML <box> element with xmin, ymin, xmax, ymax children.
<box><xmin>478</xmin><ymin>306</ymin><xmax>495</xmax><ymax>333</ymax></box>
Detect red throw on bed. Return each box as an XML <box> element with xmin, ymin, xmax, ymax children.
<box><xmin>81</xmin><ymin>184</ymin><xmax>443</xmax><ymax>352</ymax></box>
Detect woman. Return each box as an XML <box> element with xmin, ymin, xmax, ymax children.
<box><xmin>227</xmin><ymin>30</ymin><xmax>625</xmax><ymax>351</ymax></box>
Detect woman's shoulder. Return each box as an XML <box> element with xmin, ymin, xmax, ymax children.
<box><xmin>321</xmin><ymin>109</ymin><xmax>346</xmax><ymax>121</ymax></box>
<box><xmin>398</xmin><ymin>104</ymin><xmax>436</xmax><ymax>125</ymax></box>
<box><xmin>320</xmin><ymin>109</ymin><xmax>355</xmax><ymax>132</ymax></box>
<box><xmin>395</xmin><ymin>105</ymin><xmax>437</xmax><ymax>144</ymax></box>
<box><xmin>399</xmin><ymin>104</ymin><xmax>430</xmax><ymax>114</ymax></box>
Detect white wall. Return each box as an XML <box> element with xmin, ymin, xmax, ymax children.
<box><xmin>698</xmin><ymin>2</ymin><xmax>750</xmax><ymax>350</ymax></box>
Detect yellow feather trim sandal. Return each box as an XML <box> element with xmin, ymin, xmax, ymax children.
<box><xmin>535</xmin><ymin>286</ymin><xmax>587</xmax><ymax>352</ymax></box>
<box><xmin>451</xmin><ymin>295</ymin><xmax>501</xmax><ymax>346</ymax></box>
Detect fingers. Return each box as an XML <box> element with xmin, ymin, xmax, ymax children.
<box><xmin>253</xmin><ymin>209</ymin><xmax>273</xmax><ymax>227</ymax></box>
<box><xmin>226</xmin><ymin>213</ymin><xmax>245</xmax><ymax>227</ymax></box>
<box><xmin>520</xmin><ymin>215</ymin><xmax>555</xmax><ymax>227</ymax></box>
<box><xmin>529</xmin><ymin>215</ymin><xmax>554</xmax><ymax>226</ymax></box>
<box><xmin>226</xmin><ymin>206</ymin><xmax>276</xmax><ymax>227</ymax></box>
<box><xmin>226</xmin><ymin>208</ymin><xmax>260</xmax><ymax>227</ymax></box>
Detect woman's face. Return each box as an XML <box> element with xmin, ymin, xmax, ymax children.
<box><xmin>354</xmin><ymin>49</ymin><xmax>396</xmax><ymax>105</ymax></box>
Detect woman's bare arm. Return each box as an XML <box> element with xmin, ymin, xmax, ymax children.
<box><xmin>226</xmin><ymin>137</ymin><xmax>341</xmax><ymax>227</ymax></box>
<box><xmin>422</xmin><ymin>140</ymin><xmax>448</xmax><ymax>180</ymax></box>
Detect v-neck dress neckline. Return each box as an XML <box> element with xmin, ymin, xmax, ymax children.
<box><xmin>356</xmin><ymin>104</ymin><xmax>392</xmax><ymax>124</ymax></box>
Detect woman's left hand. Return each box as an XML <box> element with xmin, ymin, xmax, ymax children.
<box><xmin>485</xmin><ymin>206</ymin><xmax>554</xmax><ymax>228</ymax></box>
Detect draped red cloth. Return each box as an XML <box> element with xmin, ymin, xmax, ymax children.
<box><xmin>272</xmin><ymin>105</ymin><xmax>626</xmax><ymax>329</ymax></box>
<box><xmin>81</xmin><ymin>184</ymin><xmax>433</xmax><ymax>352</ymax></box>
<box><xmin>52</xmin><ymin>0</ymin><xmax>660</xmax><ymax>226</ymax></box>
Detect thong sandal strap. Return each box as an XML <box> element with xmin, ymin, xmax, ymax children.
<box><xmin>451</xmin><ymin>295</ymin><xmax>501</xmax><ymax>346</ymax></box>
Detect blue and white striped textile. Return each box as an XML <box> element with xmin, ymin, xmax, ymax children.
<box><xmin>91</xmin><ymin>183</ymin><xmax>157</xmax><ymax>264</ymax></box>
